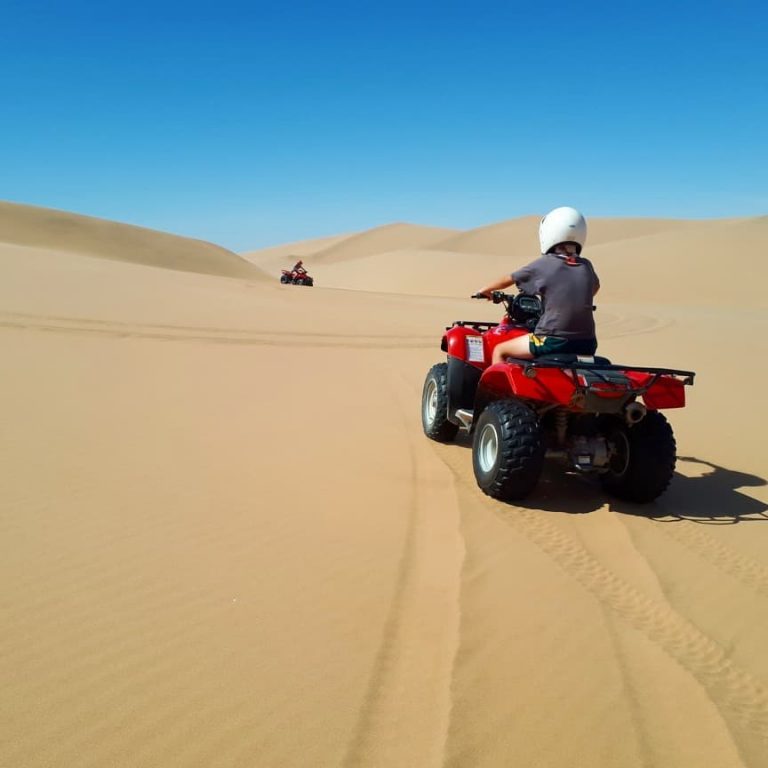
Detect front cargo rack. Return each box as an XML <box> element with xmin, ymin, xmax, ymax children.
<box><xmin>447</xmin><ymin>320</ymin><xmax>500</xmax><ymax>332</ymax></box>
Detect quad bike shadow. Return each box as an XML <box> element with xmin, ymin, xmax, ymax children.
<box><xmin>621</xmin><ymin>456</ymin><xmax>768</xmax><ymax>524</ymax></box>
<box><xmin>448</xmin><ymin>435</ymin><xmax>767</xmax><ymax>522</ymax></box>
<box><xmin>514</xmin><ymin>455</ymin><xmax>767</xmax><ymax>523</ymax></box>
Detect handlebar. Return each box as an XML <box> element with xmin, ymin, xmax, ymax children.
<box><xmin>471</xmin><ymin>291</ymin><xmax>508</xmax><ymax>304</ymax></box>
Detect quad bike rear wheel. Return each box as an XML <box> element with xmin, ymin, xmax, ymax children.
<box><xmin>600</xmin><ymin>411</ymin><xmax>676</xmax><ymax>502</ymax></box>
<box><xmin>422</xmin><ymin>363</ymin><xmax>459</xmax><ymax>442</ymax></box>
<box><xmin>472</xmin><ymin>399</ymin><xmax>544</xmax><ymax>501</ymax></box>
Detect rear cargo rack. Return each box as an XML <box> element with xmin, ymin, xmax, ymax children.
<box><xmin>505</xmin><ymin>357</ymin><xmax>696</xmax><ymax>390</ymax></box>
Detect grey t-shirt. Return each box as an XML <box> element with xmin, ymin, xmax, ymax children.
<box><xmin>512</xmin><ymin>254</ymin><xmax>600</xmax><ymax>339</ymax></box>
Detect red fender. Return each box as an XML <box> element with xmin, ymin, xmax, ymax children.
<box><xmin>477</xmin><ymin>363</ymin><xmax>579</xmax><ymax>406</ymax></box>
<box><xmin>442</xmin><ymin>324</ymin><xmax>529</xmax><ymax>370</ymax></box>
<box><xmin>442</xmin><ymin>326</ymin><xmax>488</xmax><ymax>370</ymax></box>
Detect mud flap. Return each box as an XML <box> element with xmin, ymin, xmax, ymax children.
<box><xmin>447</xmin><ymin>357</ymin><xmax>482</xmax><ymax>424</ymax></box>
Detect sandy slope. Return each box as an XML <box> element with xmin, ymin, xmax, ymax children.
<box><xmin>308</xmin><ymin>222</ymin><xmax>460</xmax><ymax>264</ymax></box>
<box><xmin>243</xmin><ymin>223</ymin><xmax>460</xmax><ymax>278</ymax></box>
<box><xmin>591</xmin><ymin>216</ymin><xmax>768</xmax><ymax>306</ymax></box>
<box><xmin>1</xmin><ymin>207</ymin><xmax>767</xmax><ymax>768</ymax></box>
<box><xmin>241</xmin><ymin>232</ymin><xmax>354</xmax><ymax>276</ymax></box>
<box><xmin>0</xmin><ymin>201</ymin><xmax>260</xmax><ymax>278</ymax></box>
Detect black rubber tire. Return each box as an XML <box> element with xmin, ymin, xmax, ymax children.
<box><xmin>472</xmin><ymin>399</ymin><xmax>544</xmax><ymax>501</ymax></box>
<box><xmin>304</xmin><ymin>277</ymin><xmax>314</xmax><ymax>286</ymax></box>
<box><xmin>599</xmin><ymin>411</ymin><xmax>677</xmax><ymax>503</ymax></box>
<box><xmin>280</xmin><ymin>275</ymin><xmax>290</xmax><ymax>284</ymax></box>
<box><xmin>421</xmin><ymin>363</ymin><xmax>459</xmax><ymax>443</ymax></box>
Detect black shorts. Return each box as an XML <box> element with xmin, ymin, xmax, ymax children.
<box><xmin>529</xmin><ymin>334</ymin><xmax>598</xmax><ymax>358</ymax></box>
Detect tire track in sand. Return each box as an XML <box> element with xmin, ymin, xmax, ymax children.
<box><xmin>435</xmin><ymin>449</ymin><xmax>768</xmax><ymax>763</ymax></box>
<box><xmin>341</xmin><ymin>366</ymin><xmax>464</xmax><ymax>768</ymax></box>
<box><xmin>655</xmin><ymin>521</ymin><xmax>768</xmax><ymax>598</ymax></box>
<box><xmin>597</xmin><ymin>309</ymin><xmax>673</xmax><ymax>340</ymax></box>
<box><xmin>0</xmin><ymin>311</ymin><xmax>435</xmax><ymax>349</ymax></box>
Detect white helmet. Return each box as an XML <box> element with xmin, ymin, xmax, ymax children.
<box><xmin>539</xmin><ymin>207</ymin><xmax>587</xmax><ymax>254</ymax></box>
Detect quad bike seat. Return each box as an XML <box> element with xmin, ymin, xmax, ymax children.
<box><xmin>534</xmin><ymin>353</ymin><xmax>612</xmax><ymax>367</ymax></box>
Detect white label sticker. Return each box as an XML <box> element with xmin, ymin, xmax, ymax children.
<box><xmin>466</xmin><ymin>336</ymin><xmax>485</xmax><ymax>362</ymax></box>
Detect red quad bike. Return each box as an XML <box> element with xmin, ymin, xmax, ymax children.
<box><xmin>280</xmin><ymin>267</ymin><xmax>314</xmax><ymax>286</ymax></box>
<box><xmin>421</xmin><ymin>292</ymin><xmax>695</xmax><ymax>503</ymax></box>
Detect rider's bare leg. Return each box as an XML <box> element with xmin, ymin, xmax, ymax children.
<box><xmin>492</xmin><ymin>334</ymin><xmax>534</xmax><ymax>364</ymax></box>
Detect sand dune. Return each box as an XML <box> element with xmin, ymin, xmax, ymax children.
<box><xmin>0</xmin><ymin>200</ymin><xmax>260</xmax><ymax>278</ymax></box>
<box><xmin>591</xmin><ymin>216</ymin><xmax>768</xmax><ymax>306</ymax></box>
<box><xmin>242</xmin><ymin>222</ymin><xmax>460</xmax><ymax>282</ymax></box>
<box><xmin>305</xmin><ymin>222</ymin><xmax>459</xmax><ymax>264</ymax></box>
<box><xmin>427</xmin><ymin>215</ymin><xmax>703</xmax><ymax>257</ymax></box>
<box><xmin>241</xmin><ymin>232</ymin><xmax>354</xmax><ymax>275</ymax></box>
<box><xmin>2</xmin><ymin>202</ymin><xmax>767</xmax><ymax>768</ymax></box>
<box><xmin>249</xmin><ymin>231</ymin><xmax>354</xmax><ymax>260</ymax></box>
<box><xmin>241</xmin><ymin>223</ymin><xmax>460</xmax><ymax>278</ymax></box>
<box><xmin>244</xmin><ymin>214</ymin><xmax>744</xmax><ymax>300</ymax></box>
<box><xmin>316</xmin><ymin>248</ymin><xmax>505</xmax><ymax>296</ymax></box>
<box><xmin>299</xmin><ymin>216</ymin><xmax>768</xmax><ymax>305</ymax></box>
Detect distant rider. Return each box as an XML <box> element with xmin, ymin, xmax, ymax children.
<box><xmin>292</xmin><ymin>259</ymin><xmax>307</xmax><ymax>276</ymax></box>
<box><xmin>476</xmin><ymin>207</ymin><xmax>600</xmax><ymax>364</ymax></box>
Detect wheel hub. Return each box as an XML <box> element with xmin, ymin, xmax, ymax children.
<box><xmin>477</xmin><ymin>423</ymin><xmax>499</xmax><ymax>473</ymax></box>
<box><xmin>424</xmin><ymin>380</ymin><xmax>438</xmax><ymax>425</ymax></box>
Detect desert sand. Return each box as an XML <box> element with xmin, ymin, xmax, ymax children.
<box><xmin>2</xmin><ymin>201</ymin><xmax>767</xmax><ymax>767</ymax></box>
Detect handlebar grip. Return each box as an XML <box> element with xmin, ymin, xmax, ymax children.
<box><xmin>471</xmin><ymin>293</ymin><xmax>487</xmax><ymax>299</ymax></box>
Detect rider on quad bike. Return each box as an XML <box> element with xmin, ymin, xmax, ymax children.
<box><xmin>421</xmin><ymin>207</ymin><xmax>695</xmax><ymax>504</ymax></box>
<box><xmin>477</xmin><ymin>207</ymin><xmax>600</xmax><ymax>363</ymax></box>
<box><xmin>280</xmin><ymin>259</ymin><xmax>314</xmax><ymax>286</ymax></box>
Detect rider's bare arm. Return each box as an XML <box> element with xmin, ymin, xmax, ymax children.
<box><xmin>477</xmin><ymin>275</ymin><xmax>515</xmax><ymax>298</ymax></box>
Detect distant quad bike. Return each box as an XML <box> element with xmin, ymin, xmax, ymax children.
<box><xmin>280</xmin><ymin>267</ymin><xmax>314</xmax><ymax>286</ymax></box>
<box><xmin>421</xmin><ymin>292</ymin><xmax>695</xmax><ymax>503</ymax></box>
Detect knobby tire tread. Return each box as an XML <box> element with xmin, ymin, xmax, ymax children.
<box><xmin>422</xmin><ymin>362</ymin><xmax>459</xmax><ymax>443</ymax></box>
<box><xmin>474</xmin><ymin>400</ymin><xmax>544</xmax><ymax>501</ymax></box>
<box><xmin>601</xmin><ymin>411</ymin><xmax>677</xmax><ymax>503</ymax></box>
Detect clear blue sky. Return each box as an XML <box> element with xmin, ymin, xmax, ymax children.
<box><xmin>1</xmin><ymin>0</ymin><xmax>766</xmax><ymax>250</ymax></box>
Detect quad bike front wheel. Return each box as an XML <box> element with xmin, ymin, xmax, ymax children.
<box><xmin>472</xmin><ymin>399</ymin><xmax>544</xmax><ymax>501</ymax></box>
<box><xmin>599</xmin><ymin>411</ymin><xmax>676</xmax><ymax>502</ymax></box>
<box><xmin>280</xmin><ymin>274</ymin><xmax>290</xmax><ymax>284</ymax></box>
<box><xmin>422</xmin><ymin>363</ymin><xmax>459</xmax><ymax>443</ymax></box>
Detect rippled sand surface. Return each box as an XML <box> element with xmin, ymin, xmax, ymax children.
<box><xmin>2</xmin><ymin>203</ymin><xmax>767</xmax><ymax>766</ymax></box>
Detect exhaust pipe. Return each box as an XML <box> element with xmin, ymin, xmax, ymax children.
<box><xmin>625</xmin><ymin>401</ymin><xmax>647</xmax><ymax>425</ymax></box>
